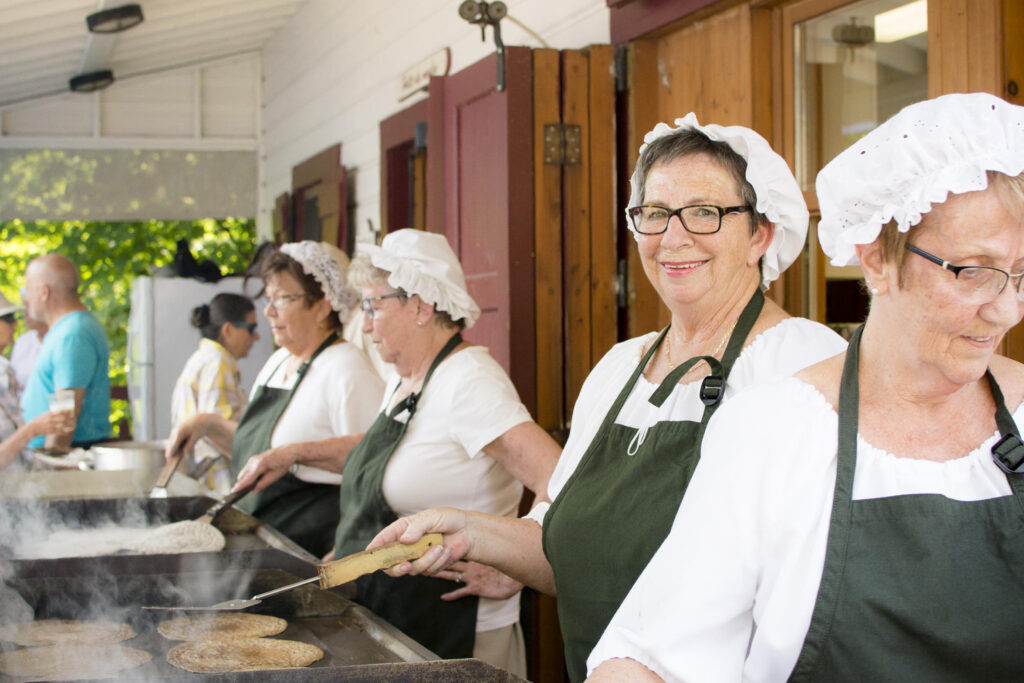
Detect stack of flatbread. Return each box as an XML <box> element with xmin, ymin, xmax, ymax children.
<box><xmin>0</xmin><ymin>619</ymin><xmax>151</xmax><ymax>681</ymax></box>
<box><xmin>160</xmin><ymin>613</ymin><xmax>324</xmax><ymax>673</ymax></box>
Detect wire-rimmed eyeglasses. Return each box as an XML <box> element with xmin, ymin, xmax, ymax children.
<box><xmin>626</xmin><ymin>204</ymin><xmax>751</xmax><ymax>235</ymax></box>
<box><xmin>906</xmin><ymin>244</ymin><xmax>1024</xmax><ymax>304</ymax></box>
<box><xmin>360</xmin><ymin>291</ymin><xmax>407</xmax><ymax>319</ymax></box>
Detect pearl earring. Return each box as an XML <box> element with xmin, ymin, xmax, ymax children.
<box><xmin>870</xmin><ymin>287</ymin><xmax>879</xmax><ymax>295</ymax></box>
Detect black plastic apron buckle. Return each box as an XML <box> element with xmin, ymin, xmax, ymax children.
<box><xmin>699</xmin><ymin>376</ymin><xmax>724</xmax><ymax>406</ymax></box>
<box><xmin>991</xmin><ymin>433</ymin><xmax>1024</xmax><ymax>474</ymax></box>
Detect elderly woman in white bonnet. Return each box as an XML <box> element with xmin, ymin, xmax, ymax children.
<box><xmin>167</xmin><ymin>241</ymin><xmax>384</xmax><ymax>557</ymax></box>
<box><xmin>234</xmin><ymin>228</ymin><xmax>560</xmax><ymax>674</ymax></box>
<box><xmin>368</xmin><ymin>116</ymin><xmax>847</xmax><ymax>681</ymax></box>
<box><xmin>587</xmin><ymin>93</ymin><xmax>1024</xmax><ymax>682</ymax></box>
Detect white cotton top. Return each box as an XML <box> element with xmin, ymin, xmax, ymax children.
<box><xmin>588</xmin><ymin>377</ymin><xmax>1022</xmax><ymax>683</ymax></box>
<box><xmin>380</xmin><ymin>345</ymin><xmax>532</xmax><ymax>632</ymax></box>
<box><xmin>526</xmin><ymin>318</ymin><xmax>848</xmax><ymax>525</ymax></box>
<box><xmin>251</xmin><ymin>342</ymin><xmax>384</xmax><ymax>485</ymax></box>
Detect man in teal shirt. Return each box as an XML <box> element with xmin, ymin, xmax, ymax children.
<box><xmin>21</xmin><ymin>254</ymin><xmax>110</xmax><ymax>449</ymax></box>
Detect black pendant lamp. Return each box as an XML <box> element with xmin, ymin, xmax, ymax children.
<box><xmin>86</xmin><ymin>4</ymin><xmax>144</xmax><ymax>33</ymax></box>
<box><xmin>69</xmin><ymin>70</ymin><xmax>115</xmax><ymax>93</ymax></box>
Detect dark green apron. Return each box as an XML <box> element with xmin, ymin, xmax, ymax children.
<box><xmin>789</xmin><ymin>325</ymin><xmax>1024</xmax><ymax>682</ymax></box>
<box><xmin>231</xmin><ymin>333</ymin><xmax>340</xmax><ymax>558</ymax></box>
<box><xmin>333</xmin><ymin>333</ymin><xmax>478</xmax><ymax>660</ymax></box>
<box><xmin>543</xmin><ymin>289</ymin><xmax>765</xmax><ymax>682</ymax></box>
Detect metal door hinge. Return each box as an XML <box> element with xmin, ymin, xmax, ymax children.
<box><xmin>543</xmin><ymin>123</ymin><xmax>581</xmax><ymax>165</ymax></box>
<box><xmin>616</xmin><ymin>258</ymin><xmax>628</xmax><ymax>309</ymax></box>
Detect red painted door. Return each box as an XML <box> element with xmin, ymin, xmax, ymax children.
<box><xmin>433</xmin><ymin>47</ymin><xmax>536</xmax><ymax>414</ymax></box>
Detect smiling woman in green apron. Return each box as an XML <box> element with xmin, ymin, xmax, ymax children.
<box><xmin>232</xmin><ymin>229</ymin><xmax>560</xmax><ymax>677</ymax></box>
<box><xmin>367</xmin><ymin>116</ymin><xmax>847</xmax><ymax>681</ymax></box>
<box><xmin>588</xmin><ymin>93</ymin><xmax>1024</xmax><ymax>682</ymax></box>
<box><xmin>166</xmin><ymin>241</ymin><xmax>384</xmax><ymax>557</ymax></box>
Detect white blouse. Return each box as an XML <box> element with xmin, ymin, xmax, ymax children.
<box><xmin>588</xmin><ymin>377</ymin><xmax>1021</xmax><ymax>682</ymax></box>
<box><xmin>526</xmin><ymin>318</ymin><xmax>848</xmax><ymax>525</ymax></box>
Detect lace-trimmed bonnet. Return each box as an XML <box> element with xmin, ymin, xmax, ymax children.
<box><xmin>359</xmin><ymin>229</ymin><xmax>482</xmax><ymax>328</ymax></box>
<box><xmin>627</xmin><ymin>112</ymin><xmax>809</xmax><ymax>287</ymax></box>
<box><xmin>279</xmin><ymin>241</ymin><xmax>360</xmax><ymax>322</ymax></box>
<box><xmin>817</xmin><ymin>93</ymin><xmax>1024</xmax><ymax>266</ymax></box>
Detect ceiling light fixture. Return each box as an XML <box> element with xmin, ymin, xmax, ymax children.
<box><xmin>69</xmin><ymin>70</ymin><xmax>115</xmax><ymax>93</ymax></box>
<box><xmin>874</xmin><ymin>0</ymin><xmax>927</xmax><ymax>43</ymax></box>
<box><xmin>86</xmin><ymin>3</ymin><xmax>144</xmax><ymax>34</ymax></box>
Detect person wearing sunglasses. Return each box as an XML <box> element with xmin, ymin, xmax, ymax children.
<box><xmin>169</xmin><ymin>292</ymin><xmax>260</xmax><ymax>493</ymax></box>
<box><xmin>0</xmin><ymin>292</ymin><xmax>74</xmax><ymax>470</ymax></box>
<box><xmin>588</xmin><ymin>93</ymin><xmax>1024</xmax><ymax>682</ymax></box>
<box><xmin>167</xmin><ymin>242</ymin><xmax>384</xmax><ymax>557</ymax></box>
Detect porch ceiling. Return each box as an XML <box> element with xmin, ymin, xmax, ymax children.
<box><xmin>0</xmin><ymin>0</ymin><xmax>308</xmax><ymax>109</ymax></box>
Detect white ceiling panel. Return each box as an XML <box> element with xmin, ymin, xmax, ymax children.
<box><xmin>0</xmin><ymin>0</ymin><xmax>309</xmax><ymax>109</ymax></box>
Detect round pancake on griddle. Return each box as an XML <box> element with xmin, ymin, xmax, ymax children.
<box><xmin>166</xmin><ymin>636</ymin><xmax>323</xmax><ymax>673</ymax></box>
<box><xmin>0</xmin><ymin>643</ymin><xmax>151</xmax><ymax>680</ymax></box>
<box><xmin>0</xmin><ymin>619</ymin><xmax>136</xmax><ymax>646</ymax></box>
<box><xmin>157</xmin><ymin>613</ymin><xmax>287</xmax><ymax>641</ymax></box>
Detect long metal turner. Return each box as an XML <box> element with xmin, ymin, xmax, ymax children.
<box><xmin>143</xmin><ymin>533</ymin><xmax>443</xmax><ymax>611</ymax></box>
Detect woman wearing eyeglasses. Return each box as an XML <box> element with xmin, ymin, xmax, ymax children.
<box><xmin>169</xmin><ymin>292</ymin><xmax>260</xmax><ymax>493</ymax></box>
<box><xmin>367</xmin><ymin>116</ymin><xmax>847</xmax><ymax>681</ymax></box>
<box><xmin>168</xmin><ymin>242</ymin><xmax>384</xmax><ymax>556</ymax></box>
<box><xmin>587</xmin><ymin>93</ymin><xmax>1024</xmax><ymax>682</ymax></box>
<box><xmin>232</xmin><ymin>229</ymin><xmax>560</xmax><ymax>675</ymax></box>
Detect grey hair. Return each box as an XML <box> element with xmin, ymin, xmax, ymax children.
<box><xmin>635</xmin><ymin>128</ymin><xmax>767</xmax><ymax>232</ymax></box>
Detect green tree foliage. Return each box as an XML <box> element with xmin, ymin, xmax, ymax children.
<box><xmin>0</xmin><ymin>218</ymin><xmax>255</xmax><ymax>434</ymax></box>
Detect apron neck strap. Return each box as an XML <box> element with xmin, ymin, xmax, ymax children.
<box><xmin>390</xmin><ymin>332</ymin><xmax>464</xmax><ymax>418</ymax></box>
<box><xmin>296</xmin><ymin>331</ymin><xmax>339</xmax><ymax>378</ymax></box>
<box><xmin>986</xmin><ymin>371</ymin><xmax>1024</xmax><ymax>500</ymax></box>
<box><xmin>649</xmin><ymin>288</ymin><xmax>765</xmax><ymax>408</ymax></box>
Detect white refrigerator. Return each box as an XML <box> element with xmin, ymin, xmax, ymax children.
<box><xmin>127</xmin><ymin>276</ymin><xmax>274</xmax><ymax>441</ymax></box>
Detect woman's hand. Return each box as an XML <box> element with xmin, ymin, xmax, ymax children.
<box><xmin>436</xmin><ymin>560</ymin><xmax>524</xmax><ymax>601</ymax></box>
<box><xmin>233</xmin><ymin>444</ymin><xmax>298</xmax><ymax>493</ymax></box>
<box><xmin>368</xmin><ymin>508</ymin><xmax>474</xmax><ymax>577</ymax></box>
<box><xmin>165</xmin><ymin>415</ymin><xmax>205</xmax><ymax>462</ymax></box>
<box><xmin>28</xmin><ymin>409</ymin><xmax>75</xmax><ymax>438</ymax></box>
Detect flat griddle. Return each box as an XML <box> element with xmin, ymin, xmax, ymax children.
<box><xmin>0</xmin><ymin>497</ymin><xmax>525</xmax><ymax>681</ymax></box>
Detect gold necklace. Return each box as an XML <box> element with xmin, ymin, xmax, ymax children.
<box><xmin>665</xmin><ymin>321</ymin><xmax>736</xmax><ymax>378</ymax></box>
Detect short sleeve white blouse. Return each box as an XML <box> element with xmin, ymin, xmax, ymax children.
<box><xmin>588</xmin><ymin>377</ymin><xmax>1022</xmax><ymax>682</ymax></box>
<box><xmin>251</xmin><ymin>341</ymin><xmax>384</xmax><ymax>485</ymax></box>
<box><xmin>379</xmin><ymin>344</ymin><xmax>533</xmax><ymax>632</ymax></box>
<box><xmin>526</xmin><ymin>318</ymin><xmax>848</xmax><ymax>524</ymax></box>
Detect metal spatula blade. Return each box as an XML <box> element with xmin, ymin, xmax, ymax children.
<box><xmin>143</xmin><ymin>575</ymin><xmax>320</xmax><ymax>612</ymax></box>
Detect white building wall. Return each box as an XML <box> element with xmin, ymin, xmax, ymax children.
<box><xmin>259</xmin><ymin>0</ymin><xmax>610</xmax><ymax>242</ymax></box>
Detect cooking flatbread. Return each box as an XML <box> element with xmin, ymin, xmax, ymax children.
<box><xmin>166</xmin><ymin>636</ymin><xmax>323</xmax><ymax>673</ymax></box>
<box><xmin>0</xmin><ymin>643</ymin><xmax>151</xmax><ymax>680</ymax></box>
<box><xmin>158</xmin><ymin>613</ymin><xmax>287</xmax><ymax>641</ymax></box>
<box><xmin>14</xmin><ymin>520</ymin><xmax>225</xmax><ymax>559</ymax></box>
<box><xmin>0</xmin><ymin>619</ymin><xmax>135</xmax><ymax>646</ymax></box>
<box><xmin>131</xmin><ymin>519</ymin><xmax>226</xmax><ymax>554</ymax></box>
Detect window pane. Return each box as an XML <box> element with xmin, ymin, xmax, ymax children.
<box><xmin>794</xmin><ymin>0</ymin><xmax>928</xmax><ymax>191</ymax></box>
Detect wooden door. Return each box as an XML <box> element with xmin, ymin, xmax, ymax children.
<box><xmin>434</xmin><ymin>46</ymin><xmax>537</xmax><ymax>415</ymax></box>
<box><xmin>380</xmin><ymin>99</ymin><xmax>429</xmax><ymax>237</ymax></box>
<box><xmin>622</xmin><ymin>4</ymin><xmax>778</xmax><ymax>336</ymax></box>
<box><xmin>288</xmin><ymin>144</ymin><xmax>350</xmax><ymax>253</ymax></box>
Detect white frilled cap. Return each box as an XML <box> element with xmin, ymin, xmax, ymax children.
<box><xmin>359</xmin><ymin>229</ymin><xmax>482</xmax><ymax>328</ymax></box>
<box><xmin>817</xmin><ymin>93</ymin><xmax>1024</xmax><ymax>266</ymax></box>
<box><xmin>627</xmin><ymin>113</ymin><xmax>809</xmax><ymax>287</ymax></box>
<box><xmin>279</xmin><ymin>240</ymin><xmax>360</xmax><ymax>322</ymax></box>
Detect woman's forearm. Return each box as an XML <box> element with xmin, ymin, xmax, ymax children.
<box><xmin>198</xmin><ymin>413</ymin><xmax>238</xmax><ymax>454</ymax></box>
<box><xmin>465</xmin><ymin>512</ymin><xmax>556</xmax><ymax>595</ymax></box>
<box><xmin>288</xmin><ymin>433</ymin><xmax>364</xmax><ymax>473</ymax></box>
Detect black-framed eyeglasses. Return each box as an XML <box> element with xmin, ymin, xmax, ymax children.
<box><xmin>906</xmin><ymin>244</ymin><xmax>1024</xmax><ymax>304</ymax></box>
<box><xmin>626</xmin><ymin>204</ymin><xmax>751</xmax><ymax>235</ymax></box>
<box><xmin>230</xmin><ymin>321</ymin><xmax>257</xmax><ymax>334</ymax></box>
<box><xmin>0</xmin><ymin>313</ymin><xmax>16</xmax><ymax>324</ymax></box>
<box><xmin>361</xmin><ymin>291</ymin><xmax>407</xmax><ymax>319</ymax></box>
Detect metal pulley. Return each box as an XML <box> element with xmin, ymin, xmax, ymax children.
<box><xmin>457</xmin><ymin>1</ymin><xmax>508</xmax><ymax>91</ymax></box>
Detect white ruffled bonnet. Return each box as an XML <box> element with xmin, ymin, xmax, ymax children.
<box><xmin>627</xmin><ymin>113</ymin><xmax>809</xmax><ymax>287</ymax></box>
<box><xmin>359</xmin><ymin>229</ymin><xmax>482</xmax><ymax>328</ymax></box>
<box><xmin>279</xmin><ymin>240</ymin><xmax>360</xmax><ymax>322</ymax></box>
<box><xmin>817</xmin><ymin>92</ymin><xmax>1024</xmax><ymax>266</ymax></box>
